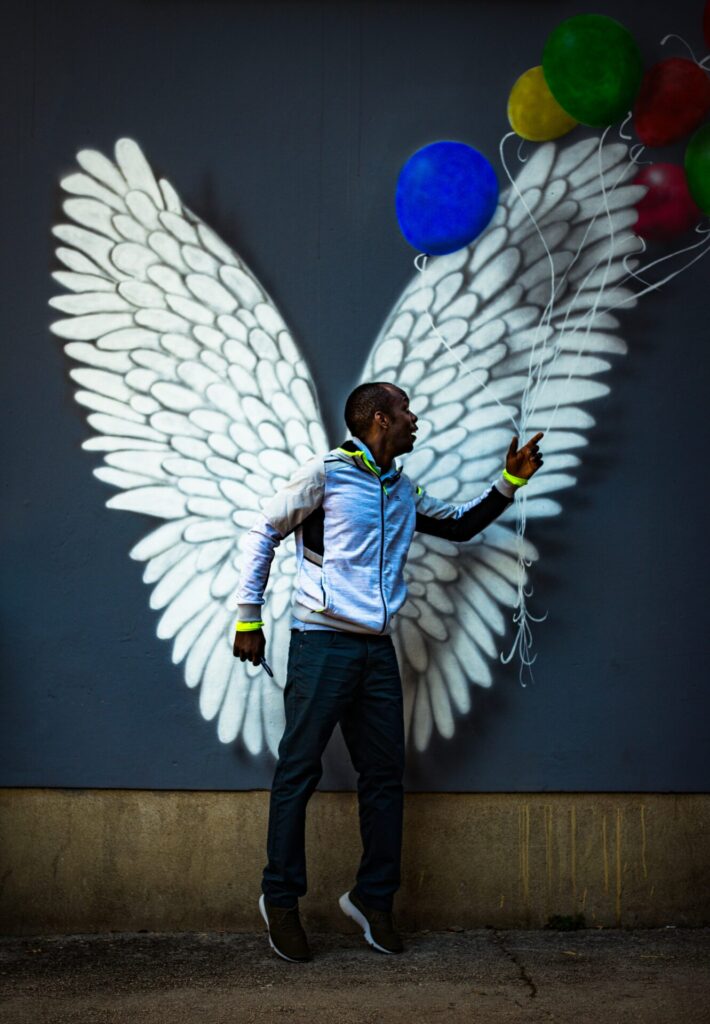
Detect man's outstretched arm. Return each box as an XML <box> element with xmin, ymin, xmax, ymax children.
<box><xmin>414</xmin><ymin>432</ymin><xmax>544</xmax><ymax>542</ymax></box>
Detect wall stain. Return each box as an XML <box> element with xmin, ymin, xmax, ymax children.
<box><xmin>519</xmin><ymin>803</ymin><xmax>530</xmax><ymax>914</ymax></box>
<box><xmin>570</xmin><ymin>804</ymin><xmax>577</xmax><ymax>898</ymax></box>
<box><xmin>602</xmin><ymin>812</ymin><xmax>610</xmax><ymax>895</ymax></box>
<box><xmin>544</xmin><ymin>804</ymin><xmax>553</xmax><ymax>905</ymax></box>
<box><xmin>615</xmin><ymin>806</ymin><xmax>623</xmax><ymax>926</ymax></box>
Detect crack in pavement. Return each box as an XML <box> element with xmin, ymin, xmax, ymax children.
<box><xmin>488</xmin><ymin>928</ymin><xmax>537</xmax><ymax>999</ymax></box>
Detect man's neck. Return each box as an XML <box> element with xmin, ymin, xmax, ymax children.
<box><xmin>358</xmin><ymin>434</ymin><xmax>394</xmax><ymax>474</ymax></box>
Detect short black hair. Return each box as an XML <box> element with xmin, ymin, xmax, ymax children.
<box><xmin>344</xmin><ymin>382</ymin><xmax>406</xmax><ymax>437</ymax></box>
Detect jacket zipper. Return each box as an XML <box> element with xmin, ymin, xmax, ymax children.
<box><xmin>378</xmin><ymin>479</ymin><xmax>387</xmax><ymax>633</ymax></box>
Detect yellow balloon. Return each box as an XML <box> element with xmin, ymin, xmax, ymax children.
<box><xmin>507</xmin><ymin>66</ymin><xmax>578</xmax><ymax>142</ymax></box>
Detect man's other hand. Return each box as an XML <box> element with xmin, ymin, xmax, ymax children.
<box><xmin>232</xmin><ymin>628</ymin><xmax>266</xmax><ymax>666</ymax></box>
<box><xmin>506</xmin><ymin>432</ymin><xmax>544</xmax><ymax>480</ymax></box>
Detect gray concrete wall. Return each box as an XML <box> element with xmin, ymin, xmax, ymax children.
<box><xmin>2</xmin><ymin>790</ymin><xmax>708</xmax><ymax>935</ymax></box>
<box><xmin>2</xmin><ymin>0</ymin><xmax>709</xmax><ymax>796</ymax></box>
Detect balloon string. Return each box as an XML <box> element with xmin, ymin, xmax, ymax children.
<box><xmin>498</xmin><ymin>136</ymin><xmax>637</xmax><ymax>681</ymax></box>
<box><xmin>523</xmin><ymin>135</ymin><xmax>663</xmax><ymax>436</ymax></box>
<box><xmin>499</xmin><ymin>132</ymin><xmax>558</xmax><ymax>438</ymax></box>
<box><xmin>629</xmin><ymin>143</ymin><xmax>650</xmax><ymax>166</ymax></box>
<box><xmin>556</xmin><ymin>222</ymin><xmax>710</xmax><ymax>348</ymax></box>
<box><xmin>524</xmin><ymin>127</ymin><xmax>616</xmax><ymax>433</ymax></box>
<box><xmin>530</xmin><ymin>224</ymin><xmax>710</xmax><ymax>443</ymax></box>
<box><xmin>498</xmin><ymin>130</ymin><xmax>568</xmax><ymax>686</ymax></box>
<box><xmin>533</xmin><ymin>129</ymin><xmax>622</xmax><ymax>437</ymax></box>
<box><xmin>660</xmin><ymin>32</ymin><xmax>699</xmax><ymax>63</ymax></box>
<box><xmin>623</xmin><ymin>235</ymin><xmax>651</xmax><ymax>286</ymax></box>
<box><xmin>618</xmin><ymin>111</ymin><xmax>633</xmax><ymax>141</ymax></box>
<box><xmin>506</xmin><ymin>137</ymin><xmax>638</xmax><ymax>683</ymax></box>
<box><xmin>582</xmin><ymin>232</ymin><xmax>710</xmax><ymax>321</ymax></box>
<box><xmin>520</xmin><ymin>129</ymin><xmax>614</xmax><ymax>449</ymax></box>
<box><xmin>516</xmin><ymin>141</ymin><xmax>640</xmax><ymax>436</ymax></box>
<box><xmin>413</xmin><ymin>255</ymin><xmax>522</xmax><ymax>437</ymax></box>
<box><xmin>660</xmin><ymin>32</ymin><xmax>710</xmax><ymax>69</ymax></box>
<box><xmin>497</xmin><ymin>134</ymin><xmax>710</xmax><ymax>681</ymax></box>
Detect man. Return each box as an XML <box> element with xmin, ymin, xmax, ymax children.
<box><xmin>233</xmin><ymin>382</ymin><xmax>543</xmax><ymax>962</ymax></box>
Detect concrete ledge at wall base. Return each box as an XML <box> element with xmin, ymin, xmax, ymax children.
<box><xmin>0</xmin><ymin>790</ymin><xmax>708</xmax><ymax>936</ymax></box>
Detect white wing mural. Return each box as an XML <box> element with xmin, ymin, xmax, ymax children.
<box><xmin>50</xmin><ymin>136</ymin><xmax>659</xmax><ymax>758</ymax></box>
<box><xmin>49</xmin><ymin>138</ymin><xmax>327</xmax><ymax>757</ymax></box>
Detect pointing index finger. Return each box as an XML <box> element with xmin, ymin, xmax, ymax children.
<box><xmin>526</xmin><ymin>432</ymin><xmax>544</xmax><ymax>446</ymax></box>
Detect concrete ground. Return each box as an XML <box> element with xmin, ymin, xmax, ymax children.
<box><xmin>1</xmin><ymin>926</ymin><xmax>709</xmax><ymax>1024</ymax></box>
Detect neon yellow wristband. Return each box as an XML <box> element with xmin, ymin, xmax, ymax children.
<box><xmin>502</xmin><ymin>469</ymin><xmax>528</xmax><ymax>487</ymax></box>
<box><xmin>235</xmin><ymin>620</ymin><xmax>264</xmax><ymax>632</ymax></box>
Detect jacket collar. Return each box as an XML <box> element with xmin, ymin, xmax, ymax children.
<box><xmin>335</xmin><ymin>438</ymin><xmax>401</xmax><ymax>482</ymax></box>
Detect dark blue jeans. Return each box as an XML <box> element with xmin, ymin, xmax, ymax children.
<box><xmin>262</xmin><ymin>629</ymin><xmax>405</xmax><ymax>912</ymax></box>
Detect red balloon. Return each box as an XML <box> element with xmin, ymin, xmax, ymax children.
<box><xmin>633</xmin><ymin>164</ymin><xmax>701</xmax><ymax>241</ymax></box>
<box><xmin>633</xmin><ymin>58</ymin><xmax>710</xmax><ymax>147</ymax></box>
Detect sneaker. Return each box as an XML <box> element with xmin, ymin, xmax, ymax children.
<box><xmin>258</xmin><ymin>894</ymin><xmax>312</xmax><ymax>962</ymax></box>
<box><xmin>338</xmin><ymin>889</ymin><xmax>403</xmax><ymax>954</ymax></box>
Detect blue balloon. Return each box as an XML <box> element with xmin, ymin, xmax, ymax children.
<box><xmin>395</xmin><ymin>141</ymin><xmax>499</xmax><ymax>255</ymax></box>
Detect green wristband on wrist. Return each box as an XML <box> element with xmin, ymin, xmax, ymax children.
<box><xmin>235</xmin><ymin>620</ymin><xmax>264</xmax><ymax>632</ymax></box>
<box><xmin>503</xmin><ymin>469</ymin><xmax>528</xmax><ymax>487</ymax></box>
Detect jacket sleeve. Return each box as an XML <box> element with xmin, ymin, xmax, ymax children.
<box><xmin>413</xmin><ymin>474</ymin><xmax>518</xmax><ymax>543</ymax></box>
<box><xmin>235</xmin><ymin>457</ymin><xmax>325</xmax><ymax>622</ymax></box>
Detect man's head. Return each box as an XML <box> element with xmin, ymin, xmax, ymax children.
<box><xmin>344</xmin><ymin>382</ymin><xmax>418</xmax><ymax>458</ymax></box>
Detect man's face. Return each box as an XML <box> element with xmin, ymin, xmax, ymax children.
<box><xmin>385</xmin><ymin>387</ymin><xmax>418</xmax><ymax>455</ymax></box>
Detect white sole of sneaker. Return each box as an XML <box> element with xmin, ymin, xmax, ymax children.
<box><xmin>338</xmin><ymin>890</ymin><xmax>398</xmax><ymax>954</ymax></box>
<box><xmin>258</xmin><ymin>894</ymin><xmax>310</xmax><ymax>964</ymax></box>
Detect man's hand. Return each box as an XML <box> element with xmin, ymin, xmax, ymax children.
<box><xmin>232</xmin><ymin>628</ymin><xmax>266</xmax><ymax>666</ymax></box>
<box><xmin>506</xmin><ymin>431</ymin><xmax>544</xmax><ymax>481</ymax></box>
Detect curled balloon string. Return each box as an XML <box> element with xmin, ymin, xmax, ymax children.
<box><xmin>660</xmin><ymin>32</ymin><xmax>702</xmax><ymax>65</ymax></box>
<box><xmin>622</xmin><ymin>234</ymin><xmax>653</xmax><ymax>287</ymax></box>
<box><xmin>629</xmin><ymin>143</ymin><xmax>651</xmax><ymax>166</ymax></box>
<box><xmin>658</xmin><ymin>32</ymin><xmax>710</xmax><ymax>70</ymax></box>
<box><xmin>412</xmin><ymin>255</ymin><xmax>522</xmax><ymax>437</ymax></box>
<box><xmin>517</xmin><ymin>137</ymin><xmax>529</xmax><ymax>164</ymax></box>
<box><xmin>618</xmin><ymin>111</ymin><xmax>634</xmax><ymax>141</ymax></box>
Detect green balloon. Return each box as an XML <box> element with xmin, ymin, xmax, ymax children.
<box><xmin>685</xmin><ymin>124</ymin><xmax>710</xmax><ymax>215</ymax></box>
<box><xmin>542</xmin><ymin>15</ymin><xmax>644</xmax><ymax>127</ymax></box>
